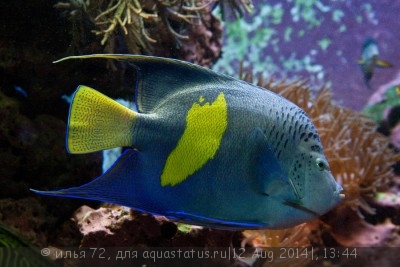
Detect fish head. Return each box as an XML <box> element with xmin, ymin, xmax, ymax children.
<box><xmin>285</xmin><ymin>144</ymin><xmax>344</xmax><ymax>219</ymax></box>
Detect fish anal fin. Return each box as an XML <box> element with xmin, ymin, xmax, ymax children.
<box><xmin>31</xmin><ymin>149</ymin><xmax>142</xmax><ymax>207</ymax></box>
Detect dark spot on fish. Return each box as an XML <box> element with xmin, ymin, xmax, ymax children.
<box><xmin>268</xmin><ymin>124</ymin><xmax>276</xmax><ymax>138</ymax></box>
<box><xmin>308</xmin><ymin>132</ymin><xmax>313</xmax><ymax>138</ymax></box>
<box><xmin>300</xmin><ymin>132</ymin><xmax>306</xmax><ymax>139</ymax></box>
<box><xmin>304</xmin><ymin>138</ymin><xmax>308</xmax><ymax>142</ymax></box>
<box><xmin>279</xmin><ymin>133</ymin><xmax>285</xmax><ymax>142</ymax></box>
<box><xmin>310</xmin><ymin>145</ymin><xmax>321</xmax><ymax>152</ymax></box>
<box><xmin>283</xmin><ymin>138</ymin><xmax>288</xmax><ymax>149</ymax></box>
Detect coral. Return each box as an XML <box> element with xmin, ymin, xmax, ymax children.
<box><xmin>69</xmin><ymin>204</ymin><xmax>249</xmax><ymax>267</ymax></box>
<box><xmin>0</xmin><ymin>198</ymin><xmax>49</xmax><ymax>247</ymax></box>
<box><xmin>242</xmin><ymin>223</ymin><xmax>312</xmax><ymax>248</ymax></box>
<box><xmin>325</xmin><ymin>206</ymin><xmax>400</xmax><ymax>247</ymax></box>
<box><xmin>72</xmin><ymin>204</ymin><xmax>240</xmax><ymax>247</ymax></box>
<box><xmin>218</xmin><ymin>0</ymin><xmax>254</xmax><ymax>20</ymax></box>
<box><xmin>56</xmin><ymin>0</ymin><xmax>223</xmax><ymax>66</ymax></box>
<box><xmin>241</xmin><ymin>223</ymin><xmax>313</xmax><ymax>266</ymax></box>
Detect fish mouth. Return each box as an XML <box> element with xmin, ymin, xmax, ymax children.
<box><xmin>282</xmin><ymin>200</ymin><xmax>320</xmax><ymax>217</ymax></box>
<box><xmin>335</xmin><ymin>183</ymin><xmax>345</xmax><ymax>202</ymax></box>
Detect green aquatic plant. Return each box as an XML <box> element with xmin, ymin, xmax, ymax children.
<box><xmin>363</xmin><ymin>85</ymin><xmax>400</xmax><ymax>123</ymax></box>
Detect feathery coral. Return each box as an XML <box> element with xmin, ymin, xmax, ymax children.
<box><xmin>55</xmin><ymin>0</ymin><xmax>223</xmax><ymax>65</ymax></box>
<box><xmin>242</xmin><ymin>223</ymin><xmax>313</xmax><ymax>266</ymax></box>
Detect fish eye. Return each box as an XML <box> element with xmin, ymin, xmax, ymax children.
<box><xmin>316</xmin><ymin>158</ymin><xmax>329</xmax><ymax>171</ymax></box>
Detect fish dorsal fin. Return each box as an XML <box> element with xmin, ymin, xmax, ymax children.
<box><xmin>55</xmin><ymin>54</ymin><xmax>233</xmax><ymax>113</ymax></box>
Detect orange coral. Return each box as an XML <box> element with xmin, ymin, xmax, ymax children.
<box><xmin>242</xmin><ymin>223</ymin><xmax>312</xmax><ymax>248</ymax></box>
<box><xmin>242</xmin><ymin>223</ymin><xmax>314</xmax><ymax>266</ymax></box>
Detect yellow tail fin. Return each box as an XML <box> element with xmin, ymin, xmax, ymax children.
<box><xmin>376</xmin><ymin>58</ymin><xmax>393</xmax><ymax>68</ymax></box>
<box><xmin>67</xmin><ymin>86</ymin><xmax>136</xmax><ymax>154</ymax></box>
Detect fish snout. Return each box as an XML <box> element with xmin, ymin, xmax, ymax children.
<box><xmin>335</xmin><ymin>182</ymin><xmax>345</xmax><ymax>203</ymax></box>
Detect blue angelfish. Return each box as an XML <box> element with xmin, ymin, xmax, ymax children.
<box><xmin>32</xmin><ymin>54</ymin><xmax>344</xmax><ymax>229</ymax></box>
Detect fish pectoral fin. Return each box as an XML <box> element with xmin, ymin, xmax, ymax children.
<box><xmin>31</xmin><ymin>149</ymin><xmax>141</xmax><ymax>207</ymax></box>
<box><xmin>376</xmin><ymin>58</ymin><xmax>393</xmax><ymax>68</ymax></box>
<box><xmin>251</xmin><ymin>128</ymin><xmax>287</xmax><ymax>196</ymax></box>
<box><xmin>67</xmin><ymin>85</ymin><xmax>137</xmax><ymax>154</ymax></box>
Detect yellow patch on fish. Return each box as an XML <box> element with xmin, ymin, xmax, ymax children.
<box><xmin>161</xmin><ymin>92</ymin><xmax>228</xmax><ymax>186</ymax></box>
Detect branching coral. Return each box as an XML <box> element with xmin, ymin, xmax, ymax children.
<box><xmin>55</xmin><ymin>0</ymin><xmax>230</xmax><ymax>65</ymax></box>
<box><xmin>218</xmin><ymin>0</ymin><xmax>254</xmax><ymax>20</ymax></box>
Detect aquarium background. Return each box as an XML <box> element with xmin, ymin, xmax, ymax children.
<box><xmin>213</xmin><ymin>0</ymin><xmax>400</xmax><ymax>110</ymax></box>
<box><xmin>1</xmin><ymin>0</ymin><xmax>400</xmax><ymax>266</ymax></box>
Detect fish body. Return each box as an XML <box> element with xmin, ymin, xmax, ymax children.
<box><xmin>32</xmin><ymin>55</ymin><xmax>343</xmax><ymax>229</ymax></box>
<box><xmin>358</xmin><ymin>38</ymin><xmax>393</xmax><ymax>89</ymax></box>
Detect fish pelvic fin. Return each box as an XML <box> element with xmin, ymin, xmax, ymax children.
<box><xmin>67</xmin><ymin>85</ymin><xmax>137</xmax><ymax>154</ymax></box>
